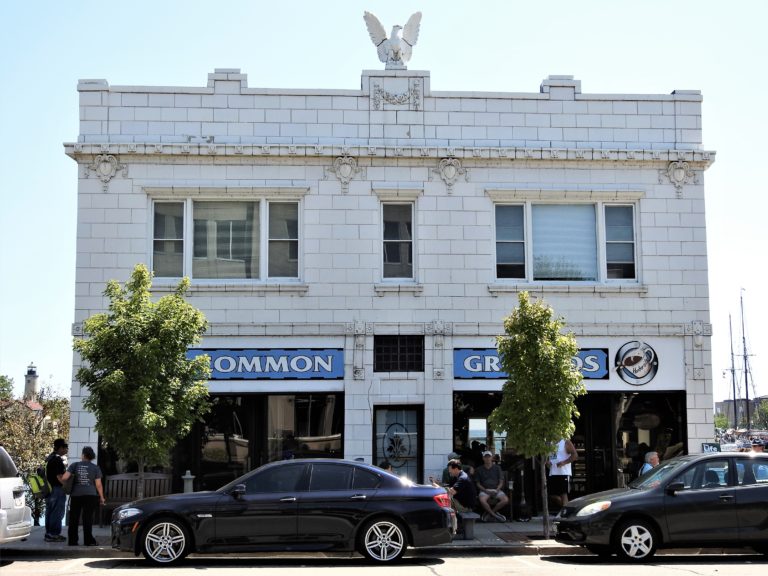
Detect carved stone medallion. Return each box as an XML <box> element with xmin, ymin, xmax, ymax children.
<box><xmin>326</xmin><ymin>154</ymin><xmax>362</xmax><ymax>193</ymax></box>
<box><xmin>660</xmin><ymin>161</ymin><xmax>697</xmax><ymax>196</ymax></box>
<box><xmin>433</xmin><ymin>157</ymin><xmax>467</xmax><ymax>193</ymax></box>
<box><xmin>87</xmin><ymin>154</ymin><xmax>127</xmax><ymax>192</ymax></box>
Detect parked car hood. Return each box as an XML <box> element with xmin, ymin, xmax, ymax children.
<box><xmin>122</xmin><ymin>490</ymin><xmax>221</xmax><ymax>509</ymax></box>
<box><xmin>566</xmin><ymin>487</ymin><xmax>643</xmax><ymax>509</ymax></box>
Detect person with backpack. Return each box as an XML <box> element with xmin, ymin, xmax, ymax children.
<box><xmin>44</xmin><ymin>438</ymin><xmax>69</xmax><ymax>542</ymax></box>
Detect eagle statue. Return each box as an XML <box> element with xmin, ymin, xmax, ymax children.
<box><xmin>363</xmin><ymin>11</ymin><xmax>422</xmax><ymax>69</ymax></box>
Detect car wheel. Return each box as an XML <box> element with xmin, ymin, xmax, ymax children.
<box><xmin>585</xmin><ymin>544</ymin><xmax>612</xmax><ymax>558</ymax></box>
<box><xmin>613</xmin><ymin>519</ymin><xmax>657</xmax><ymax>562</ymax></box>
<box><xmin>359</xmin><ymin>517</ymin><xmax>407</xmax><ymax>563</ymax></box>
<box><xmin>141</xmin><ymin>517</ymin><xmax>191</xmax><ymax>565</ymax></box>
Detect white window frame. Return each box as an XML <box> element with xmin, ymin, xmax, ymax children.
<box><xmin>381</xmin><ymin>202</ymin><xmax>416</xmax><ymax>281</ymax></box>
<box><xmin>491</xmin><ymin>192</ymin><xmax>641</xmax><ymax>284</ymax></box>
<box><xmin>146</xmin><ymin>186</ymin><xmax>306</xmax><ymax>284</ymax></box>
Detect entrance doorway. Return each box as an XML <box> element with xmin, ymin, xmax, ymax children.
<box><xmin>373</xmin><ymin>405</ymin><xmax>424</xmax><ymax>482</ymax></box>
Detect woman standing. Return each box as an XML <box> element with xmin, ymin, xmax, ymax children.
<box><xmin>61</xmin><ymin>446</ymin><xmax>106</xmax><ymax>546</ymax></box>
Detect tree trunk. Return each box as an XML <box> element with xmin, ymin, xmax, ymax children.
<box><xmin>539</xmin><ymin>456</ymin><xmax>551</xmax><ymax>538</ymax></box>
<box><xmin>137</xmin><ymin>456</ymin><xmax>145</xmax><ymax>501</ymax></box>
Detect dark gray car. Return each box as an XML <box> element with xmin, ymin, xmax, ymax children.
<box><xmin>554</xmin><ymin>452</ymin><xmax>768</xmax><ymax>561</ymax></box>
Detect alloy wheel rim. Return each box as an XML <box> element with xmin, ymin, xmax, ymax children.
<box><xmin>145</xmin><ymin>522</ymin><xmax>185</xmax><ymax>562</ymax></box>
<box><xmin>365</xmin><ymin>521</ymin><xmax>404</xmax><ymax>561</ymax></box>
<box><xmin>620</xmin><ymin>524</ymin><xmax>652</xmax><ymax>558</ymax></box>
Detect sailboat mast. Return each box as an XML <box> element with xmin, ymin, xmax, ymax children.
<box><xmin>740</xmin><ymin>290</ymin><xmax>750</xmax><ymax>432</ymax></box>
<box><xmin>730</xmin><ymin>314</ymin><xmax>738</xmax><ymax>429</ymax></box>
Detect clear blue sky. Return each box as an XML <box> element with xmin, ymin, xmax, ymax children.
<box><xmin>1</xmin><ymin>0</ymin><xmax>765</xmax><ymax>405</ymax></box>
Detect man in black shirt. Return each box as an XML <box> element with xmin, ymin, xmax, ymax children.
<box><xmin>44</xmin><ymin>438</ymin><xmax>68</xmax><ymax>542</ymax></box>
<box><xmin>446</xmin><ymin>459</ymin><xmax>476</xmax><ymax>512</ymax></box>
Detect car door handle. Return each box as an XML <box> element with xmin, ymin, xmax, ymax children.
<box><xmin>719</xmin><ymin>495</ymin><xmax>734</xmax><ymax>502</ymax></box>
<box><xmin>350</xmin><ymin>494</ymin><xmax>367</xmax><ymax>500</ymax></box>
<box><xmin>279</xmin><ymin>497</ymin><xmax>297</xmax><ymax>502</ymax></box>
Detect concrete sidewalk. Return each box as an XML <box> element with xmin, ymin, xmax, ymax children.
<box><xmin>0</xmin><ymin>518</ymin><xmax>754</xmax><ymax>559</ymax></box>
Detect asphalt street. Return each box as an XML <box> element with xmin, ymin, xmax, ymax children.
<box><xmin>2</xmin><ymin>549</ymin><xmax>768</xmax><ymax>576</ymax></box>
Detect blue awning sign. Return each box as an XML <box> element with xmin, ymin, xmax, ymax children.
<box><xmin>188</xmin><ymin>348</ymin><xmax>344</xmax><ymax>380</ymax></box>
<box><xmin>453</xmin><ymin>348</ymin><xmax>609</xmax><ymax>380</ymax></box>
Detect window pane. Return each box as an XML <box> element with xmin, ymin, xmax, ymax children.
<box><xmin>605</xmin><ymin>206</ymin><xmax>634</xmax><ymax>241</ymax></box>
<box><xmin>245</xmin><ymin>464</ymin><xmax>305</xmax><ymax>494</ymax></box>
<box><xmin>605</xmin><ymin>206</ymin><xmax>635</xmax><ymax>280</ymax></box>
<box><xmin>192</xmin><ymin>201</ymin><xmax>259</xmax><ymax>279</ymax></box>
<box><xmin>310</xmin><ymin>463</ymin><xmax>353</xmax><ymax>491</ymax></box>
<box><xmin>267</xmin><ymin>394</ymin><xmax>343</xmax><ymax>463</ymax></box>
<box><xmin>353</xmin><ymin>469</ymin><xmax>381</xmax><ymax>490</ymax></box>
<box><xmin>269</xmin><ymin>241</ymin><xmax>299</xmax><ymax>277</ymax></box>
<box><xmin>606</xmin><ymin>243</ymin><xmax>634</xmax><ymax>262</ymax></box>
<box><xmin>269</xmin><ymin>203</ymin><xmax>299</xmax><ymax>239</ymax></box>
<box><xmin>496</xmin><ymin>242</ymin><xmax>525</xmax><ymax>279</ymax></box>
<box><xmin>374</xmin><ymin>335</ymin><xmax>424</xmax><ymax>372</ymax></box>
<box><xmin>383</xmin><ymin>205</ymin><xmax>412</xmax><ymax>240</ymax></box>
<box><xmin>532</xmin><ymin>204</ymin><xmax>597</xmax><ymax>281</ymax></box>
<box><xmin>153</xmin><ymin>203</ymin><xmax>184</xmax><ymax>277</ymax></box>
<box><xmin>495</xmin><ymin>206</ymin><xmax>524</xmax><ymax>241</ymax></box>
<box><xmin>383</xmin><ymin>204</ymin><xmax>413</xmax><ymax>278</ymax></box>
<box><xmin>268</xmin><ymin>203</ymin><xmax>299</xmax><ymax>278</ymax></box>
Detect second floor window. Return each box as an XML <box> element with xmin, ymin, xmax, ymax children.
<box><xmin>495</xmin><ymin>202</ymin><xmax>637</xmax><ymax>282</ymax></box>
<box><xmin>383</xmin><ymin>204</ymin><xmax>413</xmax><ymax>279</ymax></box>
<box><xmin>152</xmin><ymin>199</ymin><xmax>299</xmax><ymax>281</ymax></box>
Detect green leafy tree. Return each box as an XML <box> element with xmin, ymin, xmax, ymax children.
<box><xmin>714</xmin><ymin>412</ymin><xmax>729</xmax><ymax>431</ymax></box>
<box><xmin>74</xmin><ymin>264</ymin><xmax>211</xmax><ymax>498</ymax></box>
<box><xmin>489</xmin><ymin>292</ymin><xmax>586</xmax><ymax>537</ymax></box>
<box><xmin>0</xmin><ymin>386</ymin><xmax>70</xmax><ymax>524</ymax></box>
<box><xmin>0</xmin><ymin>375</ymin><xmax>14</xmax><ymax>401</ymax></box>
<box><xmin>754</xmin><ymin>400</ymin><xmax>768</xmax><ymax>430</ymax></box>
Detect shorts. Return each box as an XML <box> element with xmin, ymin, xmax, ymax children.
<box><xmin>548</xmin><ymin>474</ymin><xmax>570</xmax><ymax>495</ymax></box>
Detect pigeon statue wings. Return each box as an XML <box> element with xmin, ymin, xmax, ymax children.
<box><xmin>363</xmin><ymin>11</ymin><xmax>422</xmax><ymax>69</ymax></box>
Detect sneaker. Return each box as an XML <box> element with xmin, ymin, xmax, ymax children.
<box><xmin>53</xmin><ymin>535</ymin><xmax>67</xmax><ymax>542</ymax></box>
<box><xmin>44</xmin><ymin>534</ymin><xmax>55</xmax><ymax>542</ymax></box>
<box><xmin>481</xmin><ymin>512</ymin><xmax>490</xmax><ymax>522</ymax></box>
<box><xmin>493</xmin><ymin>512</ymin><xmax>507</xmax><ymax>522</ymax></box>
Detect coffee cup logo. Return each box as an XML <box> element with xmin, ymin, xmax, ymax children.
<box><xmin>615</xmin><ymin>340</ymin><xmax>658</xmax><ymax>385</ymax></box>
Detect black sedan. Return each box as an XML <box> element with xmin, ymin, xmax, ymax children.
<box><xmin>112</xmin><ymin>458</ymin><xmax>456</xmax><ymax>565</ymax></box>
<box><xmin>554</xmin><ymin>452</ymin><xmax>768</xmax><ymax>561</ymax></box>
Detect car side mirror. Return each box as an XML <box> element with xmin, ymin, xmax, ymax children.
<box><xmin>232</xmin><ymin>484</ymin><xmax>246</xmax><ymax>499</ymax></box>
<box><xmin>665</xmin><ymin>481</ymin><xmax>684</xmax><ymax>495</ymax></box>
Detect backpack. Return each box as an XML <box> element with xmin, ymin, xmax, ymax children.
<box><xmin>28</xmin><ymin>458</ymin><xmax>52</xmax><ymax>499</ymax></box>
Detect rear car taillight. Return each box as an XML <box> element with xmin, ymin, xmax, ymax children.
<box><xmin>433</xmin><ymin>492</ymin><xmax>451</xmax><ymax>508</ymax></box>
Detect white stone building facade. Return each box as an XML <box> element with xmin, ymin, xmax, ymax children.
<box><xmin>66</xmin><ymin>67</ymin><xmax>714</xmax><ymax>495</ymax></box>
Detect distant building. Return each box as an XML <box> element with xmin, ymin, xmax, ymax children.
<box><xmin>716</xmin><ymin>396</ymin><xmax>768</xmax><ymax>428</ymax></box>
<box><xmin>66</xmin><ymin>59</ymin><xmax>714</xmax><ymax>496</ymax></box>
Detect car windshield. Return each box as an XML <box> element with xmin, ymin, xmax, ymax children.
<box><xmin>628</xmin><ymin>457</ymin><xmax>688</xmax><ymax>489</ymax></box>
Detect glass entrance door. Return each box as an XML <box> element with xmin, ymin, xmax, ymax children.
<box><xmin>373</xmin><ymin>405</ymin><xmax>423</xmax><ymax>482</ymax></box>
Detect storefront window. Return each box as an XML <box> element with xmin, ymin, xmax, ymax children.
<box><xmin>267</xmin><ymin>394</ymin><xmax>342</xmax><ymax>463</ymax></box>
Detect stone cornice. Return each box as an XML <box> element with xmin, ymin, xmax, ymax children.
<box><xmin>64</xmin><ymin>142</ymin><xmax>716</xmax><ymax>169</ymax></box>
